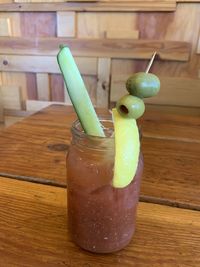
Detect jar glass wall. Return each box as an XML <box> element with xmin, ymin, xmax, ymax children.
<box><xmin>66</xmin><ymin>117</ymin><xmax>143</xmax><ymax>253</ymax></box>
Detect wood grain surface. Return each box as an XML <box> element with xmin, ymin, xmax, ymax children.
<box><xmin>0</xmin><ymin>105</ymin><xmax>199</xmax><ymax>210</ymax></box>
<box><xmin>0</xmin><ymin>176</ymin><xmax>199</xmax><ymax>267</ymax></box>
<box><xmin>50</xmin><ymin>73</ymin><xmax>64</xmax><ymax>102</ymax></box>
<box><xmin>0</xmin><ymin>37</ymin><xmax>190</xmax><ymax>61</ymax></box>
<box><xmin>139</xmin><ymin>108</ymin><xmax>200</xmax><ymax>143</ymax></box>
<box><xmin>0</xmin><ymin>1</ymin><xmax>199</xmax><ymax>113</ymax></box>
<box><xmin>141</xmin><ymin>137</ymin><xmax>200</xmax><ymax>210</ymax></box>
<box><xmin>0</xmin><ymin>2</ymin><xmax>176</xmax><ymax>12</ymax></box>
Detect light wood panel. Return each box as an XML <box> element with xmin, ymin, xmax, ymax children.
<box><xmin>77</xmin><ymin>12</ymin><xmax>138</xmax><ymax>38</ymax></box>
<box><xmin>36</xmin><ymin>73</ymin><xmax>50</xmax><ymax>101</ymax></box>
<box><xmin>0</xmin><ymin>72</ymin><xmax>27</xmax><ymax>110</ymax></box>
<box><xmin>0</xmin><ymin>13</ymin><xmax>26</xmax><ymax>111</ymax></box>
<box><xmin>110</xmin><ymin>4</ymin><xmax>200</xmax><ymax>108</ymax></box>
<box><xmin>96</xmin><ymin>58</ymin><xmax>111</xmax><ymax>107</ymax></box>
<box><xmin>0</xmin><ymin>55</ymin><xmax>98</xmax><ymax>75</ymax></box>
<box><xmin>57</xmin><ymin>11</ymin><xmax>76</xmax><ymax>37</ymax></box>
<box><xmin>0</xmin><ymin>3</ymin><xmax>198</xmax><ymax>111</ymax></box>
<box><xmin>0</xmin><ymin>13</ymin><xmax>21</xmax><ymax>36</ymax></box>
<box><xmin>164</xmin><ymin>3</ymin><xmax>200</xmax><ymax>56</ymax></box>
<box><xmin>74</xmin><ymin>57</ymin><xmax>98</xmax><ymax>75</ymax></box>
<box><xmin>50</xmin><ymin>74</ymin><xmax>64</xmax><ymax>102</ymax></box>
<box><xmin>0</xmin><ymin>37</ymin><xmax>190</xmax><ymax>61</ymax></box>
<box><xmin>26</xmin><ymin>73</ymin><xmax>37</xmax><ymax>100</ymax></box>
<box><xmin>145</xmin><ymin>4</ymin><xmax>200</xmax><ymax>77</ymax></box>
<box><xmin>0</xmin><ymin>85</ymin><xmax>22</xmax><ymax>110</ymax></box>
<box><xmin>106</xmin><ymin>29</ymin><xmax>139</xmax><ymax>39</ymax></box>
<box><xmin>145</xmin><ymin>76</ymin><xmax>200</xmax><ymax>107</ymax></box>
<box><xmin>3</xmin><ymin>1</ymin><xmax>177</xmax><ymax>11</ymax></box>
<box><xmin>111</xmin><ymin>4</ymin><xmax>200</xmax><ymax>75</ymax></box>
<box><xmin>0</xmin><ymin>18</ymin><xmax>11</xmax><ymax>36</ymax></box>
<box><xmin>20</xmin><ymin>12</ymin><xmax>56</xmax><ymax>108</ymax></box>
<box><xmin>20</xmin><ymin>12</ymin><xmax>56</xmax><ymax>37</ymax></box>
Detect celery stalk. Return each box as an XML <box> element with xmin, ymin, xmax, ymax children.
<box><xmin>57</xmin><ymin>46</ymin><xmax>105</xmax><ymax>137</ymax></box>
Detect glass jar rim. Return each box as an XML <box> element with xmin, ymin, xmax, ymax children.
<box><xmin>71</xmin><ymin>115</ymin><xmax>114</xmax><ymax>140</ymax></box>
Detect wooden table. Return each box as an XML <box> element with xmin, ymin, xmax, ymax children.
<box><xmin>0</xmin><ymin>104</ymin><xmax>199</xmax><ymax>266</ymax></box>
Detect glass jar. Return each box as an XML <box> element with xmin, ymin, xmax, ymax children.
<box><xmin>66</xmin><ymin>117</ymin><xmax>143</xmax><ymax>253</ymax></box>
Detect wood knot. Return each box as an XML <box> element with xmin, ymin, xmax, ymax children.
<box><xmin>47</xmin><ymin>143</ymin><xmax>69</xmax><ymax>152</ymax></box>
<box><xmin>102</xmin><ymin>81</ymin><xmax>108</xmax><ymax>90</ymax></box>
<box><xmin>3</xmin><ymin>60</ymin><xmax>8</xmax><ymax>66</ymax></box>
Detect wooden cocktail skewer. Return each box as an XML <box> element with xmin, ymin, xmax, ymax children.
<box><xmin>145</xmin><ymin>52</ymin><xmax>157</xmax><ymax>73</ymax></box>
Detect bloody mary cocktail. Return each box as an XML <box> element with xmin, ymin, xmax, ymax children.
<box><xmin>67</xmin><ymin>119</ymin><xmax>143</xmax><ymax>253</ymax></box>
<box><xmin>57</xmin><ymin>46</ymin><xmax>159</xmax><ymax>254</ymax></box>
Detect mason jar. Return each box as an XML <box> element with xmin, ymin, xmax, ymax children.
<box><xmin>66</xmin><ymin>117</ymin><xmax>143</xmax><ymax>253</ymax></box>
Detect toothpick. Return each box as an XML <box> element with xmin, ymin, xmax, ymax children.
<box><xmin>145</xmin><ymin>52</ymin><xmax>157</xmax><ymax>73</ymax></box>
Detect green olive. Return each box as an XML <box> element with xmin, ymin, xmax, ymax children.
<box><xmin>126</xmin><ymin>72</ymin><xmax>160</xmax><ymax>98</ymax></box>
<box><xmin>116</xmin><ymin>94</ymin><xmax>145</xmax><ymax>119</ymax></box>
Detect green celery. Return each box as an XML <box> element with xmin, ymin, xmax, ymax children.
<box><xmin>57</xmin><ymin>45</ymin><xmax>105</xmax><ymax>137</ymax></box>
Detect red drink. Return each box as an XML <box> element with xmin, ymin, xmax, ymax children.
<box><xmin>67</xmin><ymin>118</ymin><xmax>143</xmax><ymax>253</ymax></box>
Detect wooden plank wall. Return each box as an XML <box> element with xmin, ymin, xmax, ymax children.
<box><xmin>0</xmin><ymin>1</ymin><xmax>199</xmax><ymax>117</ymax></box>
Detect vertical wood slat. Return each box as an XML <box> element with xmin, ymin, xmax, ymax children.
<box><xmin>0</xmin><ymin>13</ymin><xmax>25</xmax><ymax>110</ymax></box>
<box><xmin>77</xmin><ymin>12</ymin><xmax>138</xmax><ymax>39</ymax></box>
<box><xmin>20</xmin><ymin>12</ymin><xmax>57</xmax><ymax>108</ymax></box>
<box><xmin>50</xmin><ymin>74</ymin><xmax>64</xmax><ymax>102</ymax></box>
<box><xmin>20</xmin><ymin>12</ymin><xmax>56</xmax><ymax>37</ymax></box>
<box><xmin>96</xmin><ymin>58</ymin><xmax>111</xmax><ymax>108</ymax></box>
<box><xmin>26</xmin><ymin>73</ymin><xmax>37</xmax><ymax>100</ymax></box>
<box><xmin>0</xmin><ymin>13</ymin><xmax>21</xmax><ymax>37</ymax></box>
<box><xmin>0</xmin><ymin>72</ymin><xmax>27</xmax><ymax>110</ymax></box>
<box><xmin>36</xmin><ymin>73</ymin><xmax>50</xmax><ymax>101</ymax></box>
<box><xmin>0</xmin><ymin>85</ymin><xmax>22</xmax><ymax>110</ymax></box>
<box><xmin>0</xmin><ymin>17</ymin><xmax>12</xmax><ymax>121</ymax></box>
<box><xmin>57</xmin><ymin>12</ymin><xmax>76</xmax><ymax>37</ymax></box>
<box><xmin>0</xmin><ymin>18</ymin><xmax>11</xmax><ymax>36</ymax></box>
<box><xmin>197</xmin><ymin>33</ymin><xmax>200</xmax><ymax>54</ymax></box>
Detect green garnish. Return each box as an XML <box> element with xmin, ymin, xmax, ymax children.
<box><xmin>57</xmin><ymin>46</ymin><xmax>105</xmax><ymax>137</ymax></box>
